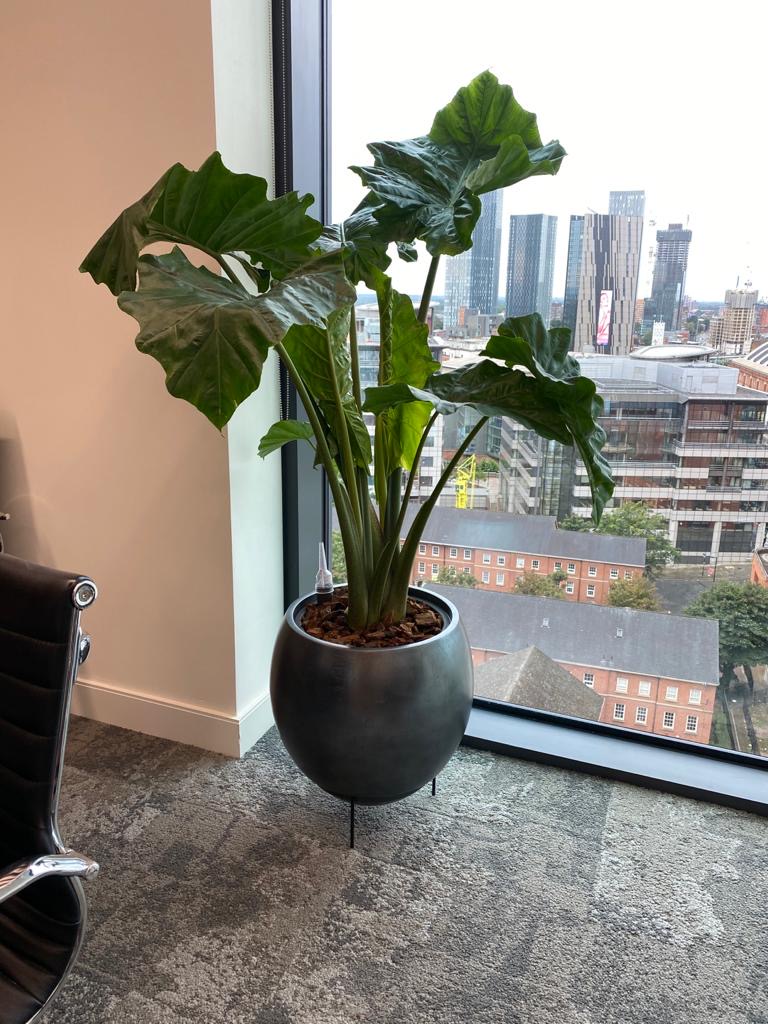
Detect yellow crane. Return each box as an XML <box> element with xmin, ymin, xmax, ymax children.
<box><xmin>454</xmin><ymin>453</ymin><xmax>477</xmax><ymax>509</ymax></box>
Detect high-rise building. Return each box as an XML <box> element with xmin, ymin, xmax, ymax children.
<box><xmin>609</xmin><ymin>190</ymin><xmax>646</xmax><ymax>218</ymax></box>
<box><xmin>442</xmin><ymin>249</ymin><xmax>472</xmax><ymax>331</ymax></box>
<box><xmin>646</xmin><ymin>223</ymin><xmax>692</xmax><ymax>331</ymax></box>
<box><xmin>573</xmin><ymin>213</ymin><xmax>643</xmax><ymax>354</ymax></box>
<box><xmin>562</xmin><ymin>215</ymin><xmax>584</xmax><ymax>336</ymax></box>
<box><xmin>468</xmin><ymin>190</ymin><xmax>503</xmax><ymax>314</ymax></box>
<box><xmin>505</xmin><ymin>214</ymin><xmax>558</xmax><ymax>325</ymax></box>
<box><xmin>709</xmin><ymin>289</ymin><xmax>759</xmax><ymax>354</ymax></box>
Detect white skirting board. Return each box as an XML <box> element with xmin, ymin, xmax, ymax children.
<box><xmin>71</xmin><ymin>678</ymin><xmax>274</xmax><ymax>758</ymax></box>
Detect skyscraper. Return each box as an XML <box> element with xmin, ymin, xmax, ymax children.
<box><xmin>505</xmin><ymin>214</ymin><xmax>558</xmax><ymax>325</ymax></box>
<box><xmin>468</xmin><ymin>190</ymin><xmax>503</xmax><ymax>314</ymax></box>
<box><xmin>562</xmin><ymin>215</ymin><xmax>585</xmax><ymax>335</ymax></box>
<box><xmin>609</xmin><ymin>191</ymin><xmax>646</xmax><ymax>218</ymax></box>
<box><xmin>646</xmin><ymin>223</ymin><xmax>692</xmax><ymax>331</ymax></box>
<box><xmin>574</xmin><ymin>213</ymin><xmax>643</xmax><ymax>355</ymax></box>
<box><xmin>709</xmin><ymin>289</ymin><xmax>759</xmax><ymax>354</ymax></box>
<box><xmin>442</xmin><ymin>249</ymin><xmax>472</xmax><ymax>330</ymax></box>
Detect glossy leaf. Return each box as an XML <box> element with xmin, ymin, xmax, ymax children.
<box><xmin>258</xmin><ymin>420</ymin><xmax>314</xmax><ymax>458</ymax></box>
<box><xmin>118</xmin><ymin>248</ymin><xmax>355</xmax><ymax>430</ymax></box>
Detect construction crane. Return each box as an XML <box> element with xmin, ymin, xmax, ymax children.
<box><xmin>454</xmin><ymin>454</ymin><xmax>477</xmax><ymax>509</ymax></box>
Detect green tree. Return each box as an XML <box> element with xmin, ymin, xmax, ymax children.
<box><xmin>331</xmin><ymin>530</ymin><xmax>347</xmax><ymax>582</ymax></box>
<box><xmin>608</xmin><ymin>576</ymin><xmax>662</xmax><ymax>611</ymax></box>
<box><xmin>435</xmin><ymin>566</ymin><xmax>478</xmax><ymax>588</ymax></box>
<box><xmin>515</xmin><ymin>571</ymin><xmax>564</xmax><ymax>599</ymax></box>
<box><xmin>559</xmin><ymin>503</ymin><xmax>678</xmax><ymax>578</ymax></box>
<box><xmin>684</xmin><ymin>582</ymin><xmax>768</xmax><ymax>691</ymax></box>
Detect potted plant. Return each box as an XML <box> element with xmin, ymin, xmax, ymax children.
<box><xmin>80</xmin><ymin>71</ymin><xmax>613</xmax><ymax>805</ymax></box>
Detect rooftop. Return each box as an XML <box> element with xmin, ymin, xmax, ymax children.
<box><xmin>402</xmin><ymin>506</ymin><xmax>646</xmax><ymax>567</ymax></box>
<box><xmin>427</xmin><ymin>585</ymin><xmax>720</xmax><ymax>686</ymax></box>
<box><xmin>475</xmin><ymin>645</ymin><xmax>604</xmax><ymax>719</ymax></box>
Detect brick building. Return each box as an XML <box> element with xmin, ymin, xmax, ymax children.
<box><xmin>429</xmin><ymin>585</ymin><xmax>719</xmax><ymax>744</ymax></box>
<box><xmin>403</xmin><ymin>507</ymin><xmax>645</xmax><ymax>605</ymax></box>
<box><xmin>750</xmin><ymin>548</ymin><xmax>768</xmax><ymax>586</ymax></box>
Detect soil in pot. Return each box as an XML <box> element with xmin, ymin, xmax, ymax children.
<box><xmin>300</xmin><ymin>588</ymin><xmax>443</xmax><ymax>648</ymax></box>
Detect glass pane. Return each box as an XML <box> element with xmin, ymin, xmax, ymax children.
<box><xmin>331</xmin><ymin>0</ymin><xmax>768</xmax><ymax>757</ymax></box>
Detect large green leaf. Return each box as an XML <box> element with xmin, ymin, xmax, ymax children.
<box><xmin>80</xmin><ymin>153</ymin><xmax>323</xmax><ymax>295</ymax></box>
<box><xmin>350</xmin><ymin>72</ymin><xmax>565</xmax><ymax>256</ymax></box>
<box><xmin>319</xmin><ymin>197</ymin><xmax>391</xmax><ymax>287</ymax></box>
<box><xmin>364</xmin><ymin>314</ymin><xmax>614</xmax><ymax>521</ymax></box>
<box><xmin>118</xmin><ymin>248</ymin><xmax>355</xmax><ymax>429</ymax></box>
<box><xmin>258</xmin><ymin>420</ymin><xmax>314</xmax><ymax>458</ymax></box>
<box><xmin>282</xmin><ymin>309</ymin><xmax>372</xmax><ymax>470</ymax></box>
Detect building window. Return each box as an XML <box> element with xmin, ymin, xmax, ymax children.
<box><xmin>464</xmin><ymin>548</ymin><xmax>472</xmax><ymax>560</ymax></box>
<box><xmin>663</xmin><ymin>711</ymin><xmax>675</xmax><ymax>729</ymax></box>
<box><xmin>418</xmin><ymin>543</ymin><xmax>426</xmax><ymax>555</ymax></box>
<box><xmin>689</xmin><ymin>689</ymin><xmax>702</xmax><ymax>705</ymax></box>
<box><xmin>432</xmin><ymin>545</ymin><xmax>440</xmax><ymax>556</ymax></box>
<box><xmin>516</xmin><ymin>557</ymin><xmax>525</xmax><ymax>569</ymax></box>
<box><xmin>497</xmin><ymin>555</ymin><xmax>506</xmax><ymax>567</ymax></box>
<box><xmin>614</xmin><ymin>703</ymin><xmax>626</xmax><ymax>721</ymax></box>
<box><xmin>567</xmin><ymin>563</ymin><xmax>576</xmax><ymax>574</ymax></box>
<box><xmin>554</xmin><ymin>561</ymin><xmax>562</xmax><ymax>571</ymax></box>
<box><xmin>686</xmin><ymin>715</ymin><xmax>699</xmax><ymax>733</ymax></box>
<box><xmin>583</xmin><ymin>673</ymin><xmax>594</xmax><ymax>687</ymax></box>
<box><xmin>638</xmin><ymin>681</ymin><xmax>651</xmax><ymax>696</ymax></box>
<box><xmin>565</xmin><ymin>582</ymin><xmax>575</xmax><ymax>594</ymax></box>
<box><xmin>636</xmin><ymin>706</ymin><xmax>648</xmax><ymax>724</ymax></box>
<box><xmin>665</xmin><ymin>686</ymin><xmax>678</xmax><ymax>702</ymax></box>
<box><xmin>496</xmin><ymin>573</ymin><xmax>505</xmax><ymax>586</ymax></box>
<box><xmin>532</xmin><ymin>559</ymin><xmax>540</xmax><ymax>570</ymax></box>
<box><xmin>431</xmin><ymin>564</ymin><xmax>439</xmax><ymax>578</ymax></box>
<box><xmin>610</xmin><ymin>568</ymin><xmax>619</xmax><ymax>579</ymax></box>
<box><xmin>417</xmin><ymin>562</ymin><xmax>425</xmax><ymax>574</ymax></box>
<box><xmin>481</xmin><ymin>571</ymin><xmax>490</xmax><ymax>584</ymax></box>
<box><xmin>588</xmin><ymin>565</ymin><xmax>597</xmax><ymax>577</ymax></box>
<box><xmin>482</xmin><ymin>553</ymin><xmax>491</xmax><ymax>565</ymax></box>
<box><xmin>616</xmin><ymin>677</ymin><xmax>629</xmax><ymax>693</ymax></box>
<box><xmin>586</xmin><ymin>584</ymin><xmax>596</xmax><ymax>597</ymax></box>
<box><xmin>449</xmin><ymin>547</ymin><xmax>457</xmax><ymax>558</ymax></box>
<box><xmin>616</xmin><ymin>628</ymin><xmax>624</xmax><ymax>638</ymax></box>
<box><xmin>462</xmin><ymin>566</ymin><xmax>471</xmax><ymax>575</ymax></box>
<box><xmin>624</xmin><ymin>571</ymin><xmax>633</xmax><ymax>580</ymax></box>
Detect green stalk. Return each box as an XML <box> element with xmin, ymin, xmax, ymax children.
<box><xmin>323</xmin><ymin>327</ymin><xmax>363</xmax><ymax>533</ymax></box>
<box><xmin>349</xmin><ymin>308</ymin><xmax>362</xmax><ymax>410</ymax></box>
<box><xmin>275</xmin><ymin>341</ymin><xmax>369</xmax><ymax>626</ymax></box>
<box><xmin>417</xmin><ymin>255</ymin><xmax>440</xmax><ymax>323</ymax></box>
<box><xmin>381</xmin><ymin>416</ymin><xmax>488</xmax><ymax>620</ymax></box>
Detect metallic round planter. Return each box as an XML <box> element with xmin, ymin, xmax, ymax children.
<box><xmin>270</xmin><ymin>588</ymin><xmax>474</xmax><ymax>805</ymax></box>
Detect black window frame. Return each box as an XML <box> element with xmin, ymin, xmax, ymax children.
<box><xmin>274</xmin><ymin>0</ymin><xmax>768</xmax><ymax>817</ymax></box>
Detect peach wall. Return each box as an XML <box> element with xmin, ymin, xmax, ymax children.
<box><xmin>0</xmin><ymin>2</ymin><xmax>243</xmax><ymax>745</ymax></box>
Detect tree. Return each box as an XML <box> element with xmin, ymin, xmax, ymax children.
<box><xmin>331</xmin><ymin>530</ymin><xmax>347</xmax><ymax>582</ymax></box>
<box><xmin>684</xmin><ymin>582</ymin><xmax>768</xmax><ymax>689</ymax></box>
<box><xmin>515</xmin><ymin>571</ymin><xmax>564</xmax><ymax>599</ymax></box>
<box><xmin>435</xmin><ymin>566</ymin><xmax>478</xmax><ymax>588</ymax></box>
<box><xmin>559</xmin><ymin>503</ymin><xmax>678</xmax><ymax>578</ymax></box>
<box><xmin>608</xmin><ymin>576</ymin><xmax>662</xmax><ymax>611</ymax></box>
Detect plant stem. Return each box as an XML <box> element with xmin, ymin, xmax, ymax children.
<box><xmin>349</xmin><ymin>308</ymin><xmax>362</xmax><ymax>410</ymax></box>
<box><xmin>216</xmin><ymin>255</ymin><xmax>242</xmax><ymax>287</ymax></box>
<box><xmin>323</xmin><ymin>327</ymin><xmax>363</xmax><ymax>532</ymax></box>
<box><xmin>417</xmin><ymin>255</ymin><xmax>440</xmax><ymax>323</ymax></box>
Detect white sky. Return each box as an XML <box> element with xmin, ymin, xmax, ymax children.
<box><xmin>331</xmin><ymin>0</ymin><xmax>767</xmax><ymax>304</ymax></box>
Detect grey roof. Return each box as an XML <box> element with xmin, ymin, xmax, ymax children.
<box><xmin>403</xmin><ymin>506</ymin><xmax>646</xmax><ymax>567</ymax></box>
<box><xmin>429</xmin><ymin>585</ymin><xmax>719</xmax><ymax>686</ymax></box>
<box><xmin>475</xmin><ymin>646</ymin><xmax>603</xmax><ymax>720</ymax></box>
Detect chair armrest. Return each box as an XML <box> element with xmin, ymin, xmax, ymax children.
<box><xmin>0</xmin><ymin>852</ymin><xmax>99</xmax><ymax>905</ymax></box>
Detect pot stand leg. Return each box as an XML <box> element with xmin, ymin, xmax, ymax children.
<box><xmin>349</xmin><ymin>799</ymin><xmax>355</xmax><ymax>850</ymax></box>
<box><xmin>431</xmin><ymin>777</ymin><xmax>436</xmax><ymax>797</ymax></box>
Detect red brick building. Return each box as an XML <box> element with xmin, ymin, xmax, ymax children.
<box><xmin>430</xmin><ymin>585</ymin><xmax>719</xmax><ymax>745</ymax></box>
<box><xmin>750</xmin><ymin>548</ymin><xmax>768</xmax><ymax>586</ymax></box>
<box><xmin>403</xmin><ymin>507</ymin><xmax>646</xmax><ymax>605</ymax></box>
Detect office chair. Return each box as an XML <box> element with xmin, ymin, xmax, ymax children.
<box><xmin>0</xmin><ymin>553</ymin><xmax>99</xmax><ymax>1023</ymax></box>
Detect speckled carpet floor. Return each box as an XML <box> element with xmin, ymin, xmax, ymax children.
<box><xmin>49</xmin><ymin>717</ymin><xmax>767</xmax><ymax>1024</ymax></box>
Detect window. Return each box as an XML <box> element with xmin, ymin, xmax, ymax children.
<box><xmin>482</xmin><ymin>553</ymin><xmax>491</xmax><ymax>565</ymax></box>
<box><xmin>497</xmin><ymin>555</ymin><xmax>506</xmax><ymax>567</ymax></box>
<box><xmin>481</xmin><ymin>571</ymin><xmax>490</xmax><ymax>584</ymax></box>
<box><xmin>567</xmin><ymin>563</ymin><xmax>576</xmax><ymax>574</ymax></box>
<box><xmin>462</xmin><ymin>566</ymin><xmax>471</xmax><ymax>575</ymax></box>
<box><xmin>616</xmin><ymin>628</ymin><xmax>624</xmax><ymax>638</ymax></box>
<box><xmin>464</xmin><ymin>549</ymin><xmax>472</xmax><ymax>560</ymax></box>
<box><xmin>614</xmin><ymin>703</ymin><xmax>626</xmax><ymax>721</ymax></box>
<box><xmin>610</xmin><ymin>569</ymin><xmax>619</xmax><ymax>579</ymax></box>
<box><xmin>418</xmin><ymin>543</ymin><xmax>426</xmax><ymax>555</ymax></box>
<box><xmin>615</xmin><ymin>677</ymin><xmax>629</xmax><ymax>693</ymax></box>
<box><xmin>516</xmin><ymin>557</ymin><xmax>525</xmax><ymax>569</ymax></box>
<box><xmin>663</xmin><ymin>711</ymin><xmax>676</xmax><ymax>729</ymax></box>
<box><xmin>432</xmin><ymin>545</ymin><xmax>440</xmax><ymax>556</ymax></box>
<box><xmin>624</xmin><ymin>571</ymin><xmax>633</xmax><ymax>580</ymax></box>
<box><xmin>431</xmin><ymin>564</ymin><xmax>439</xmax><ymax>578</ymax></box>
<box><xmin>638</xmin><ymin>681</ymin><xmax>651</xmax><ymax>697</ymax></box>
<box><xmin>449</xmin><ymin>547</ymin><xmax>457</xmax><ymax>558</ymax></box>
<box><xmin>532</xmin><ymin>559</ymin><xmax>540</xmax><ymax>570</ymax></box>
<box><xmin>689</xmin><ymin>689</ymin><xmax>702</xmax><ymax>705</ymax></box>
<box><xmin>636</xmin><ymin>706</ymin><xmax>648</xmax><ymax>724</ymax></box>
<box><xmin>496</xmin><ymin>573</ymin><xmax>505</xmax><ymax>586</ymax></box>
<box><xmin>586</xmin><ymin>584</ymin><xmax>596</xmax><ymax>597</ymax></box>
<box><xmin>554</xmin><ymin>561</ymin><xmax>562</xmax><ymax>571</ymax></box>
<box><xmin>565</xmin><ymin>582</ymin><xmax>575</xmax><ymax>594</ymax></box>
<box><xmin>665</xmin><ymin>686</ymin><xmax>678</xmax><ymax>702</ymax></box>
<box><xmin>583</xmin><ymin>673</ymin><xmax>594</xmax><ymax>687</ymax></box>
<box><xmin>686</xmin><ymin>715</ymin><xmax>699</xmax><ymax>734</ymax></box>
<box><xmin>417</xmin><ymin>562</ymin><xmax>425</xmax><ymax>575</ymax></box>
<box><xmin>588</xmin><ymin>565</ymin><xmax>597</xmax><ymax>577</ymax></box>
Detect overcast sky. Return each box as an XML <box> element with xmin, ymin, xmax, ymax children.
<box><xmin>331</xmin><ymin>0</ymin><xmax>766</xmax><ymax>305</ymax></box>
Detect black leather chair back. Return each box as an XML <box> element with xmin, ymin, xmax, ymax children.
<box><xmin>0</xmin><ymin>553</ymin><xmax>96</xmax><ymax>1023</ymax></box>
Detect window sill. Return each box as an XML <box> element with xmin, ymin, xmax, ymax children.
<box><xmin>463</xmin><ymin>699</ymin><xmax>768</xmax><ymax>816</ymax></box>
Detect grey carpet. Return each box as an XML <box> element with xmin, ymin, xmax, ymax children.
<box><xmin>47</xmin><ymin>717</ymin><xmax>767</xmax><ymax>1024</ymax></box>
